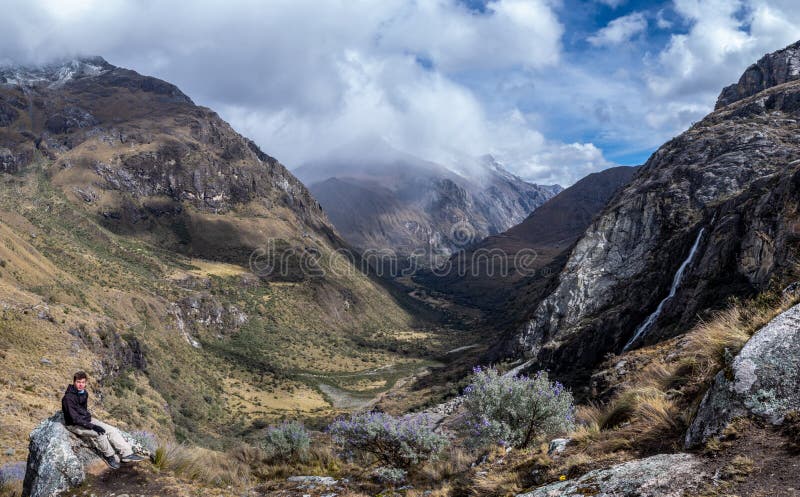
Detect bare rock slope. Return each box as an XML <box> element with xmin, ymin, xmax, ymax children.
<box><xmin>298</xmin><ymin>141</ymin><xmax>560</xmax><ymax>265</ymax></box>
<box><xmin>516</xmin><ymin>40</ymin><xmax>800</xmax><ymax>384</ymax></box>
<box><xmin>418</xmin><ymin>166</ymin><xmax>636</xmax><ymax>330</ymax></box>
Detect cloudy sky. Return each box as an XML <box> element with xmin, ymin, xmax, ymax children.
<box><xmin>2</xmin><ymin>0</ymin><xmax>799</xmax><ymax>185</ymax></box>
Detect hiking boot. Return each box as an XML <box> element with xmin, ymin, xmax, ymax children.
<box><xmin>120</xmin><ymin>453</ymin><xmax>145</xmax><ymax>463</ymax></box>
<box><xmin>104</xmin><ymin>455</ymin><xmax>120</xmax><ymax>469</ymax></box>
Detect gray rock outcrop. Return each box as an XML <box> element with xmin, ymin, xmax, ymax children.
<box><xmin>716</xmin><ymin>40</ymin><xmax>800</xmax><ymax>109</ymax></box>
<box><xmin>514</xmin><ymin>39</ymin><xmax>800</xmax><ymax>385</ymax></box>
<box><xmin>22</xmin><ymin>412</ymin><xmax>150</xmax><ymax>497</ymax></box>
<box><xmin>685</xmin><ymin>303</ymin><xmax>800</xmax><ymax>448</ymax></box>
<box><xmin>517</xmin><ymin>453</ymin><xmax>709</xmax><ymax>497</ymax></box>
<box><xmin>287</xmin><ymin>475</ymin><xmax>338</xmax><ymax>486</ymax></box>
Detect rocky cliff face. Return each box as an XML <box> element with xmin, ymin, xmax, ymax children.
<box><xmin>716</xmin><ymin>40</ymin><xmax>800</xmax><ymax>109</ymax></box>
<box><xmin>297</xmin><ymin>141</ymin><xmax>560</xmax><ymax>267</ymax></box>
<box><xmin>418</xmin><ymin>166</ymin><xmax>637</xmax><ymax>331</ymax></box>
<box><xmin>515</xmin><ymin>40</ymin><xmax>800</xmax><ymax>384</ymax></box>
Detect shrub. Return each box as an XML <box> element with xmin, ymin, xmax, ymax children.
<box><xmin>0</xmin><ymin>462</ymin><xmax>26</xmax><ymax>497</ymax></box>
<box><xmin>460</xmin><ymin>367</ymin><xmax>575</xmax><ymax>449</ymax></box>
<box><xmin>374</xmin><ymin>466</ymin><xmax>407</xmax><ymax>485</ymax></box>
<box><xmin>262</xmin><ymin>421</ymin><xmax>310</xmax><ymax>463</ymax></box>
<box><xmin>328</xmin><ymin>411</ymin><xmax>447</xmax><ymax>469</ymax></box>
<box><xmin>129</xmin><ymin>430</ymin><xmax>158</xmax><ymax>454</ymax></box>
<box><xmin>0</xmin><ymin>462</ymin><xmax>25</xmax><ymax>483</ymax></box>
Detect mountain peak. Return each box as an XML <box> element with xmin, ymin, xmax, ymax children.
<box><xmin>715</xmin><ymin>39</ymin><xmax>800</xmax><ymax>109</ymax></box>
<box><xmin>0</xmin><ymin>56</ymin><xmax>114</xmax><ymax>88</ymax></box>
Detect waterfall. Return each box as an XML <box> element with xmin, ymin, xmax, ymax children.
<box><xmin>623</xmin><ymin>226</ymin><xmax>706</xmax><ymax>351</ymax></box>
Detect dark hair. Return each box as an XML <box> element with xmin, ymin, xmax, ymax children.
<box><xmin>73</xmin><ymin>371</ymin><xmax>88</xmax><ymax>382</ymax></box>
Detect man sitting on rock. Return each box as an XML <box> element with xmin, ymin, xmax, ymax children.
<box><xmin>61</xmin><ymin>371</ymin><xmax>145</xmax><ymax>469</ymax></box>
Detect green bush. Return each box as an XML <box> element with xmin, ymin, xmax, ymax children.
<box><xmin>460</xmin><ymin>366</ymin><xmax>575</xmax><ymax>449</ymax></box>
<box><xmin>262</xmin><ymin>421</ymin><xmax>310</xmax><ymax>462</ymax></box>
<box><xmin>0</xmin><ymin>462</ymin><xmax>25</xmax><ymax>497</ymax></box>
<box><xmin>328</xmin><ymin>411</ymin><xmax>446</xmax><ymax>469</ymax></box>
<box><xmin>374</xmin><ymin>466</ymin><xmax>407</xmax><ymax>485</ymax></box>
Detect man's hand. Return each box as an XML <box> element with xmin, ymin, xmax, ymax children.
<box><xmin>91</xmin><ymin>424</ymin><xmax>106</xmax><ymax>434</ymax></box>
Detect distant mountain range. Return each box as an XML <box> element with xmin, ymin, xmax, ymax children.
<box><xmin>294</xmin><ymin>139</ymin><xmax>561</xmax><ymax>270</ymax></box>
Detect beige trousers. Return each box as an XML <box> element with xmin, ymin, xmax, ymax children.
<box><xmin>66</xmin><ymin>418</ymin><xmax>133</xmax><ymax>459</ymax></box>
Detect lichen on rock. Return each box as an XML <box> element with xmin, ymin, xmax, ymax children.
<box><xmin>21</xmin><ymin>412</ymin><xmax>151</xmax><ymax>497</ymax></box>
<box><xmin>517</xmin><ymin>453</ymin><xmax>709</xmax><ymax>497</ymax></box>
<box><xmin>685</xmin><ymin>303</ymin><xmax>800</xmax><ymax>448</ymax></box>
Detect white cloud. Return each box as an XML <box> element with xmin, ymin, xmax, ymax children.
<box><xmin>656</xmin><ymin>9</ymin><xmax>673</xmax><ymax>29</ymax></box>
<box><xmin>588</xmin><ymin>12</ymin><xmax>648</xmax><ymax>47</ymax></box>
<box><xmin>595</xmin><ymin>0</ymin><xmax>627</xmax><ymax>8</ymax></box>
<box><xmin>558</xmin><ymin>0</ymin><xmax>800</xmax><ymax>162</ymax></box>
<box><xmin>0</xmin><ymin>0</ymin><xmax>613</xmax><ymax>186</ymax></box>
<box><xmin>473</xmin><ymin>108</ymin><xmax>615</xmax><ymax>185</ymax></box>
<box><xmin>9</xmin><ymin>0</ymin><xmax>797</xmax><ymax>188</ymax></box>
<box><xmin>377</xmin><ymin>0</ymin><xmax>564</xmax><ymax>72</ymax></box>
<box><xmin>645</xmin><ymin>0</ymin><xmax>800</xmax><ymax>102</ymax></box>
<box><xmin>223</xmin><ymin>51</ymin><xmax>489</xmax><ymax>167</ymax></box>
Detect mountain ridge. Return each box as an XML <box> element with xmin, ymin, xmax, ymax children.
<box><xmin>514</xmin><ymin>39</ymin><xmax>800</xmax><ymax>386</ymax></box>
<box><xmin>298</xmin><ymin>141</ymin><xmax>561</xmax><ymax>266</ymax></box>
<box><xmin>0</xmin><ymin>55</ymin><xmax>453</xmax><ymax>456</ymax></box>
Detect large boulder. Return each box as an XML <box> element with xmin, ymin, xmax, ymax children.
<box><xmin>517</xmin><ymin>453</ymin><xmax>710</xmax><ymax>497</ymax></box>
<box><xmin>685</xmin><ymin>303</ymin><xmax>800</xmax><ymax>448</ymax></box>
<box><xmin>22</xmin><ymin>412</ymin><xmax>150</xmax><ymax>497</ymax></box>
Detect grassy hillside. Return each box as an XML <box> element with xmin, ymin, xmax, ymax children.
<box><xmin>0</xmin><ymin>59</ymin><xmax>482</xmax><ymax>476</ymax></box>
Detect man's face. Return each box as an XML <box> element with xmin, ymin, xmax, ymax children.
<box><xmin>73</xmin><ymin>378</ymin><xmax>87</xmax><ymax>391</ymax></box>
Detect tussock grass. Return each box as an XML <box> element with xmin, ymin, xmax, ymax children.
<box><xmin>152</xmin><ymin>443</ymin><xmax>251</xmax><ymax>487</ymax></box>
<box><xmin>0</xmin><ymin>480</ymin><xmax>22</xmax><ymax>497</ymax></box>
<box><xmin>470</xmin><ymin>468</ymin><xmax>523</xmax><ymax>497</ymax></box>
<box><xmin>721</xmin><ymin>455</ymin><xmax>755</xmax><ymax>483</ymax></box>
<box><xmin>255</xmin><ymin>443</ymin><xmax>342</xmax><ymax>480</ymax></box>
<box><xmin>689</xmin><ymin>294</ymin><xmax>795</xmax><ymax>367</ymax></box>
<box><xmin>421</xmin><ymin>446</ymin><xmax>473</xmax><ymax>482</ymax></box>
<box><xmin>594</xmin><ymin>384</ymin><xmax>681</xmax><ymax>439</ymax></box>
<box><xmin>596</xmin><ymin>293</ymin><xmax>799</xmax><ymax>454</ymax></box>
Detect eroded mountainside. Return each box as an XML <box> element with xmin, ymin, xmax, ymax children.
<box><xmin>516</xmin><ymin>40</ymin><xmax>800</xmax><ymax>384</ymax></box>
<box><xmin>417</xmin><ymin>166</ymin><xmax>637</xmax><ymax>331</ymax></box>
<box><xmin>296</xmin><ymin>140</ymin><xmax>560</xmax><ymax>267</ymax></box>
<box><xmin>0</xmin><ymin>57</ymin><xmax>452</xmax><ymax>460</ymax></box>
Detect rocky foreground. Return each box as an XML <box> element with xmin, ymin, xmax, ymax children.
<box><xmin>22</xmin><ymin>413</ymin><xmax>150</xmax><ymax>497</ymax></box>
<box><xmin>16</xmin><ymin>300</ymin><xmax>800</xmax><ymax>497</ymax></box>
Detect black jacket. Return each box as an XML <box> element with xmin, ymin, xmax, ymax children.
<box><xmin>61</xmin><ymin>384</ymin><xmax>93</xmax><ymax>428</ymax></box>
